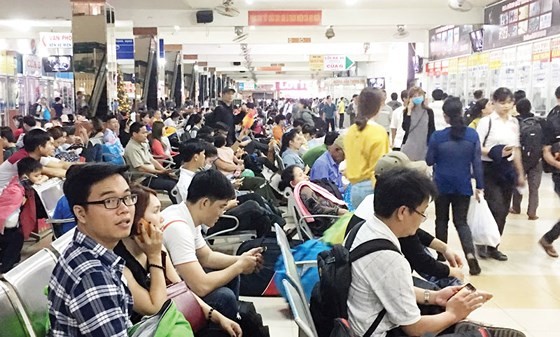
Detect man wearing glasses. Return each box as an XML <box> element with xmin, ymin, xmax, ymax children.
<box><xmin>47</xmin><ymin>164</ymin><xmax>138</xmax><ymax>337</ymax></box>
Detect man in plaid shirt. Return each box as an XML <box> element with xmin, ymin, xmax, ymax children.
<box><xmin>47</xmin><ymin>164</ymin><xmax>137</xmax><ymax>336</ymax></box>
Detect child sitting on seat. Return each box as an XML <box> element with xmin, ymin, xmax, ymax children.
<box><xmin>0</xmin><ymin>157</ymin><xmax>48</xmax><ymax>272</ymax></box>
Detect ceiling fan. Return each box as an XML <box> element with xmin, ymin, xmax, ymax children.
<box><xmin>215</xmin><ymin>0</ymin><xmax>240</xmax><ymax>17</ymax></box>
<box><xmin>233</xmin><ymin>26</ymin><xmax>249</xmax><ymax>43</ymax></box>
<box><xmin>448</xmin><ymin>0</ymin><xmax>473</xmax><ymax>12</ymax></box>
<box><xmin>393</xmin><ymin>25</ymin><xmax>410</xmax><ymax>39</ymax></box>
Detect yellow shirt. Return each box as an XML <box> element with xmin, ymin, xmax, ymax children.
<box><xmin>343</xmin><ymin>122</ymin><xmax>390</xmax><ymax>186</ymax></box>
<box><xmin>469</xmin><ymin>117</ymin><xmax>480</xmax><ymax>130</ymax></box>
<box><xmin>338</xmin><ymin>101</ymin><xmax>345</xmax><ymax>114</ymax></box>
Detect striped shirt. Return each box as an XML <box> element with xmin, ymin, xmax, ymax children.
<box><xmin>48</xmin><ymin>230</ymin><xmax>133</xmax><ymax>337</ymax></box>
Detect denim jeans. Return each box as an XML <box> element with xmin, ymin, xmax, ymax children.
<box><xmin>435</xmin><ymin>194</ymin><xmax>476</xmax><ymax>257</ymax></box>
<box><xmin>202</xmin><ymin>276</ymin><xmax>240</xmax><ymax>321</ymax></box>
<box><xmin>351</xmin><ymin>180</ymin><xmax>374</xmax><ymax>209</ymax></box>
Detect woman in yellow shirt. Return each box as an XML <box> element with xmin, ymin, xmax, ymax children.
<box><xmin>468</xmin><ymin>98</ymin><xmax>492</xmax><ymax>129</ymax></box>
<box><xmin>343</xmin><ymin>88</ymin><xmax>390</xmax><ymax>208</ymax></box>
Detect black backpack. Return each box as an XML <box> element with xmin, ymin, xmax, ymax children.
<box><xmin>518</xmin><ymin>117</ymin><xmax>544</xmax><ymax>170</ymax></box>
<box><xmin>548</xmin><ymin>106</ymin><xmax>560</xmax><ymax>137</ymax></box>
<box><xmin>310</xmin><ymin>221</ymin><xmax>400</xmax><ymax>337</ymax></box>
<box><xmin>29</xmin><ymin>103</ymin><xmax>39</xmax><ymax>117</ymax></box>
<box><xmin>237</xmin><ymin>301</ymin><xmax>270</xmax><ymax>337</ymax></box>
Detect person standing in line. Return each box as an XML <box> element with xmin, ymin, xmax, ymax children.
<box><xmin>320</xmin><ymin>96</ymin><xmax>337</xmax><ymax>133</ymax></box>
<box><xmin>343</xmin><ymin>87</ymin><xmax>389</xmax><ymax>207</ymax></box>
<box><xmin>401</xmin><ymin>87</ymin><xmax>435</xmax><ymax>161</ymax></box>
<box><xmin>387</xmin><ymin>92</ymin><xmax>402</xmax><ymax>111</ymax></box>
<box><xmin>431</xmin><ymin>89</ymin><xmax>447</xmax><ymax>131</ymax></box>
<box><xmin>426</xmin><ymin>97</ymin><xmax>483</xmax><ymax>276</ymax></box>
<box><xmin>374</xmin><ymin>90</ymin><xmax>393</xmax><ymax>135</ymax></box>
<box><xmin>467</xmin><ymin>99</ymin><xmax>492</xmax><ymax>129</ymax></box>
<box><xmin>390</xmin><ymin>90</ymin><xmax>409</xmax><ymax>150</ymax></box>
<box><xmin>347</xmin><ymin>94</ymin><xmax>358</xmax><ymax>125</ymax></box>
<box><xmin>475</xmin><ymin>87</ymin><xmax>525</xmax><ymax>261</ymax></box>
<box><xmin>337</xmin><ymin>97</ymin><xmax>346</xmax><ymax>129</ymax></box>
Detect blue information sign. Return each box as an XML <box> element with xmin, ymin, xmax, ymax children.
<box><xmin>116</xmin><ymin>39</ymin><xmax>134</xmax><ymax>60</ymax></box>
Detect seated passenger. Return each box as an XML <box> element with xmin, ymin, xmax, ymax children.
<box><xmin>310</xmin><ymin>135</ymin><xmax>346</xmax><ymax>194</ymax></box>
<box><xmin>302</xmin><ymin>131</ymin><xmax>337</xmax><ymax>168</ymax></box>
<box><xmin>281</xmin><ymin>128</ymin><xmax>306</xmax><ymax>169</ymax></box>
<box><xmin>48</xmin><ymin>164</ymin><xmax>136</xmax><ymax>336</ymax></box>
<box><xmin>0</xmin><ymin>129</ymin><xmax>72</xmax><ymax>193</ymax></box>
<box><xmin>347</xmin><ymin>167</ymin><xmax>524</xmax><ymax>337</ymax></box>
<box><xmin>0</xmin><ymin>158</ymin><xmax>47</xmax><ymax>273</ymax></box>
<box><xmin>162</xmin><ymin>169</ymin><xmax>263</xmax><ymax>321</ymax></box>
<box><xmin>0</xmin><ymin>126</ymin><xmax>17</xmax><ymax>161</ymax></box>
<box><xmin>52</xmin><ymin>195</ymin><xmax>76</xmax><ymax>238</ymax></box>
<box><xmin>124</xmin><ymin>122</ymin><xmax>178</xmax><ymax>203</ymax></box>
<box><xmin>115</xmin><ymin>185</ymin><xmax>241</xmax><ymax>336</ymax></box>
<box><xmin>279</xmin><ymin>164</ymin><xmax>348</xmax><ymax>236</ymax></box>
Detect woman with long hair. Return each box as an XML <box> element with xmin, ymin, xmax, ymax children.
<box><xmin>426</xmin><ymin>97</ymin><xmax>484</xmax><ymax>275</ymax></box>
<box><xmin>467</xmin><ymin>98</ymin><xmax>492</xmax><ymax>129</ymax></box>
<box><xmin>150</xmin><ymin>120</ymin><xmax>178</xmax><ymax>162</ymax></box>
<box><xmin>343</xmin><ymin>87</ymin><xmax>389</xmax><ymax>207</ymax></box>
<box><xmin>114</xmin><ymin>185</ymin><xmax>241</xmax><ymax>335</ymax></box>
<box><xmin>475</xmin><ymin>87</ymin><xmax>525</xmax><ymax>261</ymax></box>
<box><xmin>401</xmin><ymin>86</ymin><xmax>435</xmax><ymax>161</ymax></box>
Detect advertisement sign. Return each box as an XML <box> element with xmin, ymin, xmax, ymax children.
<box><xmin>323</xmin><ymin>55</ymin><xmax>354</xmax><ymax>71</ymax></box>
<box><xmin>429</xmin><ymin>24</ymin><xmax>479</xmax><ymax>60</ymax></box>
<box><xmin>39</xmin><ymin>32</ymin><xmax>73</xmax><ymax>49</ymax></box>
<box><xmin>309</xmin><ymin>55</ymin><xmax>324</xmax><ymax>71</ymax></box>
<box><xmin>484</xmin><ymin>0</ymin><xmax>560</xmax><ymax>50</ymax></box>
<box><xmin>276</xmin><ymin>81</ymin><xmax>309</xmax><ymax>91</ymax></box>
<box><xmin>116</xmin><ymin>39</ymin><xmax>134</xmax><ymax>60</ymax></box>
<box><xmin>367</xmin><ymin>77</ymin><xmax>385</xmax><ymax>89</ymax></box>
<box><xmin>42</xmin><ymin>55</ymin><xmax>73</xmax><ymax>72</ymax></box>
<box><xmin>248</xmin><ymin>10</ymin><xmax>322</xmax><ymax>26</ymax></box>
<box><xmin>23</xmin><ymin>54</ymin><xmax>42</xmax><ymax>77</ymax></box>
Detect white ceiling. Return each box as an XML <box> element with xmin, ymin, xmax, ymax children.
<box><xmin>0</xmin><ymin>0</ymin><xmax>499</xmax><ymax>80</ymax></box>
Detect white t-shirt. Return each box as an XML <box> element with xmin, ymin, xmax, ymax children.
<box><xmin>389</xmin><ymin>107</ymin><xmax>405</xmax><ymax>148</ymax></box>
<box><xmin>0</xmin><ymin>150</ymin><xmax>59</xmax><ymax>194</ymax></box>
<box><xmin>476</xmin><ymin>112</ymin><xmax>521</xmax><ymax>162</ymax></box>
<box><xmin>162</xmin><ymin>202</ymin><xmax>207</xmax><ymax>266</ymax></box>
<box><xmin>430</xmin><ymin>100</ymin><xmax>447</xmax><ymax>131</ymax></box>
<box><xmin>347</xmin><ymin>216</ymin><xmax>421</xmax><ymax>337</ymax></box>
<box><xmin>177</xmin><ymin>168</ymin><xmax>196</xmax><ymax>201</ymax></box>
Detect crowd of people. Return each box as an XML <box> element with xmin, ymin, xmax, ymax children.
<box><xmin>2</xmin><ymin>81</ymin><xmax>559</xmax><ymax>337</ymax></box>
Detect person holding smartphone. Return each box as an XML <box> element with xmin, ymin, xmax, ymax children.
<box><xmin>475</xmin><ymin>88</ymin><xmax>526</xmax><ymax>261</ymax></box>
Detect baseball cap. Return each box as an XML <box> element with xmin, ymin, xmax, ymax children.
<box><xmin>374</xmin><ymin>151</ymin><xmax>428</xmax><ymax>177</ymax></box>
<box><xmin>333</xmin><ymin>136</ymin><xmax>345</xmax><ymax>150</ymax></box>
<box><xmin>222</xmin><ymin>87</ymin><xmax>236</xmax><ymax>94</ymax></box>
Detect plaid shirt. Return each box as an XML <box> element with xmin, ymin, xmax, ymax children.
<box><xmin>48</xmin><ymin>230</ymin><xmax>133</xmax><ymax>337</ymax></box>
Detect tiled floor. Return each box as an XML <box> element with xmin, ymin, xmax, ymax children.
<box><xmin>247</xmin><ymin>173</ymin><xmax>560</xmax><ymax>337</ymax></box>
<box><xmin>18</xmin><ymin>174</ymin><xmax>560</xmax><ymax>337</ymax></box>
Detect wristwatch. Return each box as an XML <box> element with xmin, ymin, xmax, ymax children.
<box><xmin>424</xmin><ymin>290</ymin><xmax>430</xmax><ymax>305</ymax></box>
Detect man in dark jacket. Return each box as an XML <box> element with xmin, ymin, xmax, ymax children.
<box><xmin>212</xmin><ymin>87</ymin><xmax>237</xmax><ymax>145</ymax></box>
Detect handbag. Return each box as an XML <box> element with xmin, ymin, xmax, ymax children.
<box><xmin>467</xmin><ymin>198</ymin><xmax>501</xmax><ymax>247</ymax></box>
<box><xmin>128</xmin><ymin>299</ymin><xmax>194</xmax><ymax>337</ymax></box>
<box><xmin>166</xmin><ymin>282</ymin><xmax>206</xmax><ymax>332</ymax></box>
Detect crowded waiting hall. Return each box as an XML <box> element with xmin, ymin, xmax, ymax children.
<box><xmin>0</xmin><ymin>0</ymin><xmax>559</xmax><ymax>337</ymax></box>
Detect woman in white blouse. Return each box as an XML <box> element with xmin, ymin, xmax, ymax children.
<box><xmin>476</xmin><ymin>87</ymin><xmax>525</xmax><ymax>262</ymax></box>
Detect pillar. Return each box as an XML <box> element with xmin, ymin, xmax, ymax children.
<box><xmin>133</xmin><ymin>27</ymin><xmax>158</xmax><ymax>111</ymax></box>
<box><xmin>71</xmin><ymin>0</ymin><xmax>117</xmax><ymax>118</ymax></box>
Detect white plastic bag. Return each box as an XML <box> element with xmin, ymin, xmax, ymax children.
<box><xmin>467</xmin><ymin>198</ymin><xmax>501</xmax><ymax>247</ymax></box>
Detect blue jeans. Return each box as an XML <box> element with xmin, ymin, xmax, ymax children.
<box><xmin>202</xmin><ymin>276</ymin><xmax>240</xmax><ymax>321</ymax></box>
<box><xmin>351</xmin><ymin>180</ymin><xmax>374</xmax><ymax>209</ymax></box>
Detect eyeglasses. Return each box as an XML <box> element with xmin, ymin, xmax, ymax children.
<box><xmin>83</xmin><ymin>194</ymin><xmax>138</xmax><ymax>210</ymax></box>
<box><xmin>412</xmin><ymin>208</ymin><xmax>428</xmax><ymax>223</ymax></box>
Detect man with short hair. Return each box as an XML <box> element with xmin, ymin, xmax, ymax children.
<box><xmin>303</xmin><ymin>131</ymin><xmax>338</xmax><ymax>168</ymax></box>
<box><xmin>310</xmin><ymin>135</ymin><xmax>346</xmax><ymax>193</ymax></box>
<box><xmin>390</xmin><ymin>90</ymin><xmax>409</xmax><ymax>150</ymax></box>
<box><xmin>431</xmin><ymin>89</ymin><xmax>447</xmax><ymax>131</ymax></box>
<box><xmin>347</xmin><ymin>94</ymin><xmax>358</xmax><ymax>125</ymax></box>
<box><xmin>0</xmin><ymin>129</ymin><xmax>71</xmax><ymax>193</ymax></box>
<box><xmin>102</xmin><ymin>113</ymin><xmax>125</xmax><ymax>156</ymax></box>
<box><xmin>337</xmin><ymin>97</ymin><xmax>346</xmax><ymax>129</ymax></box>
<box><xmin>320</xmin><ymin>96</ymin><xmax>337</xmax><ymax>132</ymax></box>
<box><xmin>347</xmin><ymin>166</ymin><xmax>524</xmax><ymax>337</ymax></box>
<box><xmin>177</xmin><ymin>139</ymin><xmax>207</xmax><ymax>201</ymax></box>
<box><xmin>48</xmin><ymin>164</ymin><xmax>136</xmax><ymax>336</ymax></box>
<box><xmin>162</xmin><ymin>169</ymin><xmax>263</xmax><ymax>320</ymax></box>
<box><xmin>124</xmin><ymin>122</ymin><xmax>178</xmax><ymax>203</ymax></box>
<box><xmin>212</xmin><ymin>87</ymin><xmax>238</xmax><ymax>145</ymax></box>
<box><xmin>387</xmin><ymin>92</ymin><xmax>402</xmax><ymax>111</ymax></box>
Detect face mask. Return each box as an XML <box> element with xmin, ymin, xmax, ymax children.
<box><xmin>412</xmin><ymin>97</ymin><xmax>424</xmax><ymax>105</ymax></box>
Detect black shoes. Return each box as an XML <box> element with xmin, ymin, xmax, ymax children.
<box><xmin>477</xmin><ymin>245</ymin><xmax>489</xmax><ymax>259</ymax></box>
<box><xmin>467</xmin><ymin>258</ymin><xmax>481</xmax><ymax>275</ymax></box>
<box><xmin>488</xmin><ymin>248</ymin><xmax>508</xmax><ymax>261</ymax></box>
<box><xmin>454</xmin><ymin>321</ymin><xmax>526</xmax><ymax>337</ymax></box>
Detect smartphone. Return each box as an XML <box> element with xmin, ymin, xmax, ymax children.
<box><xmin>451</xmin><ymin>283</ymin><xmax>477</xmax><ymax>298</ymax></box>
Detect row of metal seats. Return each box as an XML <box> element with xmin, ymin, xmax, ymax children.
<box><xmin>0</xmin><ymin>228</ymin><xmax>74</xmax><ymax>337</ymax></box>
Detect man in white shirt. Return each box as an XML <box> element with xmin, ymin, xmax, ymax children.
<box><xmin>162</xmin><ymin>169</ymin><xmax>263</xmax><ymax>320</ymax></box>
<box><xmin>431</xmin><ymin>89</ymin><xmax>448</xmax><ymax>131</ymax></box>
<box><xmin>347</xmin><ymin>167</ymin><xmax>523</xmax><ymax>337</ymax></box>
<box><xmin>176</xmin><ymin>139</ymin><xmax>206</xmax><ymax>202</ymax></box>
<box><xmin>390</xmin><ymin>90</ymin><xmax>408</xmax><ymax>150</ymax></box>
